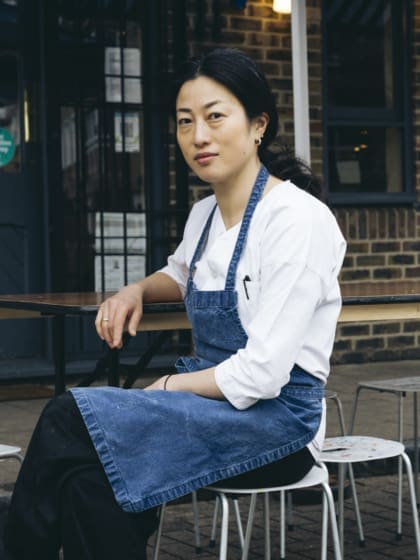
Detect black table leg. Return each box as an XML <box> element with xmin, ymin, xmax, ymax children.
<box><xmin>122</xmin><ymin>331</ymin><xmax>171</xmax><ymax>389</ymax></box>
<box><xmin>107</xmin><ymin>348</ymin><xmax>120</xmax><ymax>387</ymax></box>
<box><xmin>52</xmin><ymin>314</ymin><xmax>66</xmax><ymax>395</ymax></box>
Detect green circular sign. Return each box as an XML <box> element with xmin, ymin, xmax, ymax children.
<box><xmin>0</xmin><ymin>128</ymin><xmax>16</xmax><ymax>167</ymax></box>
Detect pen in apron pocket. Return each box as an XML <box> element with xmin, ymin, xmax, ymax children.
<box><xmin>243</xmin><ymin>275</ymin><xmax>251</xmax><ymax>299</ymax></box>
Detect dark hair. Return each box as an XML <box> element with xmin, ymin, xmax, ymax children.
<box><xmin>171</xmin><ymin>48</ymin><xmax>323</xmax><ymax>201</ymax></box>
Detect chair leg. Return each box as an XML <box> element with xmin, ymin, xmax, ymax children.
<box><xmin>414</xmin><ymin>393</ymin><xmax>419</xmax><ymax>505</ymax></box>
<box><xmin>152</xmin><ymin>503</ymin><xmax>166</xmax><ymax>560</ymax></box>
<box><xmin>263</xmin><ymin>493</ymin><xmax>271</xmax><ymax>560</ymax></box>
<box><xmin>241</xmin><ymin>493</ymin><xmax>258</xmax><ymax>560</ymax></box>
<box><xmin>400</xmin><ymin>452</ymin><xmax>420</xmax><ymax>559</ymax></box>
<box><xmin>396</xmin><ymin>393</ymin><xmax>404</xmax><ymax>540</ymax></box>
<box><xmin>218</xmin><ymin>494</ymin><xmax>230</xmax><ymax>560</ymax></box>
<box><xmin>338</xmin><ymin>463</ymin><xmax>345</xmax><ymax>554</ymax></box>
<box><xmin>233</xmin><ymin>497</ymin><xmax>245</xmax><ymax>549</ymax></box>
<box><xmin>331</xmin><ymin>392</ymin><xmax>364</xmax><ymax>545</ymax></box>
<box><xmin>280</xmin><ymin>491</ymin><xmax>286</xmax><ymax>559</ymax></box>
<box><xmin>349</xmin><ymin>385</ymin><xmax>363</xmax><ymax>435</ymax></box>
<box><xmin>347</xmin><ymin>464</ymin><xmax>365</xmax><ymax>545</ymax></box>
<box><xmin>210</xmin><ymin>496</ymin><xmax>219</xmax><ymax>547</ymax></box>
<box><xmin>191</xmin><ymin>490</ymin><xmax>202</xmax><ymax>552</ymax></box>
<box><xmin>330</xmin><ymin>394</ymin><xmax>347</xmax><ymax>436</ymax></box>
<box><xmin>321</xmin><ymin>481</ymin><xmax>343</xmax><ymax>560</ymax></box>
<box><xmin>321</xmin><ymin>489</ymin><xmax>328</xmax><ymax>560</ymax></box>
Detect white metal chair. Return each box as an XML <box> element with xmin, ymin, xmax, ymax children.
<box><xmin>321</xmin><ymin>435</ymin><xmax>420</xmax><ymax>558</ymax></box>
<box><xmin>206</xmin><ymin>462</ymin><xmax>342</xmax><ymax>560</ymax></box>
<box><xmin>350</xmin><ymin>376</ymin><xmax>420</xmax><ymax>534</ymax></box>
<box><xmin>153</xmin><ymin>390</ymin><xmax>352</xmax><ymax>559</ymax></box>
<box><xmin>285</xmin><ymin>390</ymin><xmax>362</xmax><ymax>542</ymax></box>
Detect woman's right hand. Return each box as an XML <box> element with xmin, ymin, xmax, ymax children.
<box><xmin>95</xmin><ymin>283</ymin><xmax>144</xmax><ymax>349</ymax></box>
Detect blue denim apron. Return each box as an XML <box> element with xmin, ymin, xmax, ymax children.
<box><xmin>71</xmin><ymin>165</ymin><xmax>324</xmax><ymax>513</ymax></box>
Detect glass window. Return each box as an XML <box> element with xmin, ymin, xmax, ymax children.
<box><xmin>0</xmin><ymin>52</ymin><xmax>20</xmax><ymax>173</ymax></box>
<box><xmin>323</xmin><ymin>0</ymin><xmax>411</xmax><ymax>202</ymax></box>
<box><xmin>327</xmin><ymin>0</ymin><xmax>394</xmax><ymax>109</ymax></box>
<box><xmin>57</xmin><ymin>2</ymin><xmax>147</xmax><ymax>291</ymax></box>
<box><xmin>328</xmin><ymin>126</ymin><xmax>402</xmax><ymax>193</ymax></box>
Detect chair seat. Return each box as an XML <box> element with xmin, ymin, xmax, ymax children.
<box><xmin>0</xmin><ymin>444</ymin><xmax>21</xmax><ymax>457</ymax></box>
<box><xmin>357</xmin><ymin>377</ymin><xmax>420</xmax><ymax>393</ymax></box>
<box><xmin>321</xmin><ymin>436</ymin><xmax>404</xmax><ymax>463</ymax></box>
<box><xmin>207</xmin><ymin>462</ymin><xmax>328</xmax><ymax>494</ymax></box>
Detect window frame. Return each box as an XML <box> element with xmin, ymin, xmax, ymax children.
<box><xmin>321</xmin><ymin>0</ymin><xmax>414</xmax><ymax>206</ymax></box>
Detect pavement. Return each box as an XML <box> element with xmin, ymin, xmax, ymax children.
<box><xmin>0</xmin><ymin>359</ymin><xmax>420</xmax><ymax>558</ymax></box>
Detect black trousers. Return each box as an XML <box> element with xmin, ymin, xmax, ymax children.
<box><xmin>4</xmin><ymin>392</ymin><xmax>314</xmax><ymax>560</ymax></box>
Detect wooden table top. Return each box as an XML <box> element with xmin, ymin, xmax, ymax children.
<box><xmin>0</xmin><ymin>292</ymin><xmax>185</xmax><ymax>315</ymax></box>
<box><xmin>340</xmin><ymin>281</ymin><xmax>420</xmax><ymax>304</ymax></box>
<box><xmin>0</xmin><ymin>282</ymin><xmax>420</xmax><ymax>325</ymax></box>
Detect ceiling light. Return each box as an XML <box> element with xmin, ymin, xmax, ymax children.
<box><xmin>273</xmin><ymin>0</ymin><xmax>291</xmax><ymax>14</ymax></box>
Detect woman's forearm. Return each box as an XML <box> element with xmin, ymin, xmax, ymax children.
<box><xmin>136</xmin><ymin>271</ymin><xmax>183</xmax><ymax>303</ymax></box>
<box><xmin>145</xmin><ymin>367</ymin><xmax>226</xmax><ymax>401</ymax></box>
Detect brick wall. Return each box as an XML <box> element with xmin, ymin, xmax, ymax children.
<box><xmin>173</xmin><ymin>0</ymin><xmax>420</xmax><ymax>364</ymax></box>
<box><xmin>333</xmin><ymin>207</ymin><xmax>420</xmax><ymax>363</ymax></box>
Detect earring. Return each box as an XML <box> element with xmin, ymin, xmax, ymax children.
<box><xmin>255</xmin><ymin>137</ymin><xmax>262</xmax><ymax>146</ymax></box>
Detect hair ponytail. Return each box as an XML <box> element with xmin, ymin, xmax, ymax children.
<box><xmin>260</xmin><ymin>146</ymin><xmax>324</xmax><ymax>201</ymax></box>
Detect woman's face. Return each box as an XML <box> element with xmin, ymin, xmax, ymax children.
<box><xmin>175</xmin><ymin>76</ymin><xmax>266</xmax><ymax>187</ymax></box>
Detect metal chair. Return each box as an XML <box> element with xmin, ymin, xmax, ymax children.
<box><xmin>321</xmin><ymin>435</ymin><xmax>420</xmax><ymax>558</ymax></box>
<box><xmin>285</xmin><ymin>390</ymin><xmax>363</xmax><ymax>544</ymax></box>
<box><xmin>153</xmin><ymin>391</ymin><xmax>349</xmax><ymax>559</ymax></box>
<box><xmin>350</xmin><ymin>375</ymin><xmax>420</xmax><ymax>536</ymax></box>
<box><xmin>206</xmin><ymin>462</ymin><xmax>342</xmax><ymax>560</ymax></box>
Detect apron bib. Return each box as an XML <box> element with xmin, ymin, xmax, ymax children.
<box><xmin>71</xmin><ymin>165</ymin><xmax>324</xmax><ymax>512</ymax></box>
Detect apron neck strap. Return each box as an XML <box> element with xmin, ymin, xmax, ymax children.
<box><xmin>188</xmin><ymin>204</ymin><xmax>217</xmax><ymax>278</ymax></box>
<box><xmin>188</xmin><ymin>165</ymin><xmax>270</xmax><ymax>286</ymax></box>
<box><xmin>224</xmin><ymin>165</ymin><xmax>269</xmax><ymax>290</ymax></box>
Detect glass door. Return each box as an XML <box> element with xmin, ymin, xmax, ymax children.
<box><xmin>46</xmin><ymin>1</ymin><xmax>173</xmax><ymax>361</ymax></box>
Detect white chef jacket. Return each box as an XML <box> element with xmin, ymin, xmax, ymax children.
<box><xmin>160</xmin><ymin>180</ymin><xmax>347</xmax><ymax>457</ymax></box>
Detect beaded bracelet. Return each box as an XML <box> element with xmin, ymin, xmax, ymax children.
<box><xmin>163</xmin><ymin>374</ymin><xmax>173</xmax><ymax>390</ymax></box>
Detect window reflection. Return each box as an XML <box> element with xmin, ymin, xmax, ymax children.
<box><xmin>328</xmin><ymin>126</ymin><xmax>402</xmax><ymax>193</ymax></box>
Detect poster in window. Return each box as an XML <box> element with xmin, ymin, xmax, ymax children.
<box><xmin>336</xmin><ymin>160</ymin><xmax>361</xmax><ymax>185</ymax></box>
<box><xmin>94</xmin><ymin>255</ymin><xmax>146</xmax><ymax>291</ymax></box>
<box><xmin>114</xmin><ymin>113</ymin><xmax>140</xmax><ymax>153</ymax></box>
<box><xmin>105</xmin><ymin>47</ymin><xmax>141</xmax><ymax>77</ymax></box>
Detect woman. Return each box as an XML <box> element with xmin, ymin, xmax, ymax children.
<box><xmin>4</xmin><ymin>48</ymin><xmax>346</xmax><ymax>559</ymax></box>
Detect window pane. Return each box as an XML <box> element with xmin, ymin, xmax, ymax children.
<box><xmin>328</xmin><ymin>126</ymin><xmax>403</xmax><ymax>193</ymax></box>
<box><xmin>0</xmin><ymin>0</ymin><xmax>17</xmax><ymax>23</ymax></box>
<box><xmin>0</xmin><ymin>52</ymin><xmax>20</xmax><ymax>173</ymax></box>
<box><xmin>326</xmin><ymin>0</ymin><xmax>394</xmax><ymax>109</ymax></box>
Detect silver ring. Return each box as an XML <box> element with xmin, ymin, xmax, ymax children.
<box><xmin>102</xmin><ymin>317</ymin><xmax>110</xmax><ymax>322</ymax></box>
